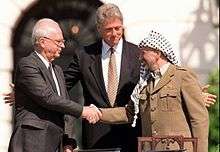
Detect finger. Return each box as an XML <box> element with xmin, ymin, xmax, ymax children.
<box><xmin>206</xmin><ymin>100</ymin><xmax>215</xmax><ymax>104</ymax></box>
<box><xmin>90</xmin><ymin>104</ymin><xmax>102</xmax><ymax>117</ymax></box>
<box><xmin>2</xmin><ymin>93</ymin><xmax>9</xmax><ymax>96</ymax></box>
<box><xmin>9</xmin><ymin>83</ymin><xmax>15</xmax><ymax>89</ymax></box>
<box><xmin>89</xmin><ymin>107</ymin><xmax>99</xmax><ymax>120</ymax></box>
<box><xmin>92</xmin><ymin>112</ymin><xmax>99</xmax><ymax>122</ymax></box>
<box><xmin>208</xmin><ymin>94</ymin><xmax>217</xmax><ymax>99</ymax></box>
<box><xmin>97</xmin><ymin>109</ymin><xmax>102</xmax><ymax>118</ymax></box>
<box><xmin>204</xmin><ymin>101</ymin><xmax>215</xmax><ymax>107</ymax></box>
<box><xmin>202</xmin><ymin>85</ymin><xmax>210</xmax><ymax>92</ymax></box>
<box><xmin>91</xmin><ymin>117</ymin><xmax>99</xmax><ymax>124</ymax></box>
<box><xmin>89</xmin><ymin>104</ymin><xmax>95</xmax><ymax>108</ymax></box>
<box><xmin>5</xmin><ymin>100</ymin><xmax>13</xmax><ymax>103</ymax></box>
<box><xmin>9</xmin><ymin>103</ymin><xmax>14</xmax><ymax>106</ymax></box>
<box><xmin>87</xmin><ymin>115</ymin><xmax>96</xmax><ymax>123</ymax></box>
<box><xmin>205</xmin><ymin>103</ymin><xmax>210</xmax><ymax>107</ymax></box>
<box><xmin>4</xmin><ymin>96</ymin><xmax>14</xmax><ymax>100</ymax></box>
<box><xmin>207</xmin><ymin>98</ymin><xmax>216</xmax><ymax>102</ymax></box>
<box><xmin>88</xmin><ymin>117</ymin><xmax>96</xmax><ymax>124</ymax></box>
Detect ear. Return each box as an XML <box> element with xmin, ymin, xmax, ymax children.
<box><xmin>38</xmin><ymin>37</ymin><xmax>45</xmax><ymax>48</ymax></box>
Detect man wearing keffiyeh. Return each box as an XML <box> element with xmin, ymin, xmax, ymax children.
<box><xmin>100</xmin><ymin>30</ymin><xmax>209</xmax><ymax>152</ymax></box>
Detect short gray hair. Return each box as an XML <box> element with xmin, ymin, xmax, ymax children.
<box><xmin>31</xmin><ymin>18</ymin><xmax>59</xmax><ymax>45</ymax></box>
<box><xmin>96</xmin><ymin>3</ymin><xmax>123</xmax><ymax>28</ymax></box>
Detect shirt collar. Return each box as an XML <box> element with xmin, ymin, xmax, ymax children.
<box><xmin>102</xmin><ymin>38</ymin><xmax>123</xmax><ymax>56</ymax></box>
<box><xmin>35</xmin><ymin>51</ymin><xmax>50</xmax><ymax>69</ymax></box>
<box><xmin>140</xmin><ymin>62</ymin><xmax>171</xmax><ymax>80</ymax></box>
<box><xmin>159</xmin><ymin>62</ymin><xmax>170</xmax><ymax>76</ymax></box>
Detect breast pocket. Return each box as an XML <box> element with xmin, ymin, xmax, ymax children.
<box><xmin>159</xmin><ymin>90</ymin><xmax>179</xmax><ymax>112</ymax></box>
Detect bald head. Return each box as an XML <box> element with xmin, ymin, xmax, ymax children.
<box><xmin>32</xmin><ymin>18</ymin><xmax>62</xmax><ymax>45</ymax></box>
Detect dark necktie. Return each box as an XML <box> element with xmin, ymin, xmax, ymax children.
<box><xmin>48</xmin><ymin>63</ymin><xmax>58</xmax><ymax>94</ymax></box>
<box><xmin>107</xmin><ymin>48</ymin><xmax>118</xmax><ymax>107</ymax></box>
<box><xmin>147</xmin><ymin>74</ymin><xmax>155</xmax><ymax>93</ymax></box>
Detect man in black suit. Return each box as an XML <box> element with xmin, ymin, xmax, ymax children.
<box><xmin>8</xmin><ymin>18</ymin><xmax>102</xmax><ymax>152</ymax></box>
<box><xmin>64</xmin><ymin>3</ymin><xmax>141</xmax><ymax>152</ymax></box>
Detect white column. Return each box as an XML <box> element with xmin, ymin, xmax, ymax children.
<box><xmin>0</xmin><ymin>1</ymin><xmax>36</xmax><ymax>151</ymax></box>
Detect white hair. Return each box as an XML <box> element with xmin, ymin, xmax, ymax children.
<box><xmin>31</xmin><ymin>18</ymin><xmax>59</xmax><ymax>45</ymax></box>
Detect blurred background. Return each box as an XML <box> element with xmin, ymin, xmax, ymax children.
<box><xmin>0</xmin><ymin>0</ymin><xmax>219</xmax><ymax>151</ymax></box>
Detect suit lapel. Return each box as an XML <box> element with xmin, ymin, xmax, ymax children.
<box><xmin>88</xmin><ymin>42</ymin><xmax>110</xmax><ymax>105</ymax></box>
<box><xmin>53</xmin><ymin>65</ymin><xmax>65</xmax><ymax>97</ymax></box>
<box><xmin>32</xmin><ymin>52</ymin><xmax>58</xmax><ymax>94</ymax></box>
<box><xmin>152</xmin><ymin>64</ymin><xmax>176</xmax><ymax>94</ymax></box>
<box><xmin>117</xmin><ymin>41</ymin><xmax>130</xmax><ymax>93</ymax></box>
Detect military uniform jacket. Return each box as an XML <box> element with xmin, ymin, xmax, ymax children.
<box><xmin>101</xmin><ymin>64</ymin><xmax>209</xmax><ymax>152</ymax></box>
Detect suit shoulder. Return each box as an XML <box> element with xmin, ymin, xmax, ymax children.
<box><xmin>17</xmin><ymin>53</ymin><xmax>37</xmax><ymax>66</ymax></box>
<box><xmin>175</xmin><ymin>65</ymin><xmax>198</xmax><ymax>78</ymax></box>
<box><xmin>82</xmin><ymin>41</ymin><xmax>101</xmax><ymax>55</ymax></box>
<box><xmin>176</xmin><ymin>65</ymin><xmax>186</xmax><ymax>70</ymax></box>
<box><xmin>176</xmin><ymin>65</ymin><xmax>194</xmax><ymax>72</ymax></box>
<box><xmin>125</xmin><ymin>41</ymin><xmax>139</xmax><ymax>49</ymax></box>
<box><xmin>84</xmin><ymin>41</ymin><xmax>101</xmax><ymax>51</ymax></box>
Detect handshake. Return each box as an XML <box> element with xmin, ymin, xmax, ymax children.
<box><xmin>81</xmin><ymin>104</ymin><xmax>102</xmax><ymax>124</ymax></box>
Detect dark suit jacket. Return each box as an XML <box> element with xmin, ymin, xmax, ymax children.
<box><xmin>9</xmin><ymin>52</ymin><xmax>83</xmax><ymax>152</ymax></box>
<box><xmin>64</xmin><ymin>40</ymin><xmax>141</xmax><ymax>152</ymax></box>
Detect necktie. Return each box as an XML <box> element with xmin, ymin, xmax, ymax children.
<box><xmin>107</xmin><ymin>48</ymin><xmax>118</xmax><ymax>107</ymax></box>
<box><xmin>147</xmin><ymin>74</ymin><xmax>155</xmax><ymax>93</ymax></box>
<box><xmin>48</xmin><ymin>63</ymin><xmax>60</xmax><ymax>95</ymax></box>
<box><xmin>48</xmin><ymin>63</ymin><xmax>54</xmax><ymax>76</ymax></box>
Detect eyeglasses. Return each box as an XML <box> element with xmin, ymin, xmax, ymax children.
<box><xmin>43</xmin><ymin>37</ymin><xmax>65</xmax><ymax>47</ymax></box>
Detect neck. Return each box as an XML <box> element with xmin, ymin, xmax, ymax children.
<box><xmin>38</xmin><ymin>50</ymin><xmax>54</xmax><ymax>63</ymax></box>
<box><xmin>151</xmin><ymin>58</ymin><xmax>168</xmax><ymax>72</ymax></box>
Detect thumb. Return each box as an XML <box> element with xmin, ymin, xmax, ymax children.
<box><xmin>9</xmin><ymin>83</ymin><xmax>15</xmax><ymax>90</ymax></box>
<box><xmin>202</xmin><ymin>84</ymin><xmax>210</xmax><ymax>92</ymax></box>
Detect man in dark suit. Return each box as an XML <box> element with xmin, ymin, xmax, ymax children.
<box><xmin>64</xmin><ymin>3</ymin><xmax>141</xmax><ymax>152</ymax></box>
<box><xmin>8</xmin><ymin>18</ymin><xmax>102</xmax><ymax>152</ymax></box>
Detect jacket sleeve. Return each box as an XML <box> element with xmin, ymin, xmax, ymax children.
<box><xmin>180</xmin><ymin>68</ymin><xmax>209</xmax><ymax>152</ymax></box>
<box><xmin>16</xmin><ymin>58</ymin><xmax>83</xmax><ymax>118</ymax></box>
<box><xmin>63</xmin><ymin>50</ymin><xmax>81</xmax><ymax>91</ymax></box>
<box><xmin>100</xmin><ymin>99</ymin><xmax>135</xmax><ymax>124</ymax></box>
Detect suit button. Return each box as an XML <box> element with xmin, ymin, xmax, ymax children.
<box><xmin>152</xmin><ymin>130</ymin><xmax>158</xmax><ymax>135</ymax></box>
<box><xmin>151</xmin><ymin>107</ymin><xmax>156</xmax><ymax>111</ymax></box>
<box><xmin>151</xmin><ymin>96</ymin><xmax>154</xmax><ymax>100</ymax></box>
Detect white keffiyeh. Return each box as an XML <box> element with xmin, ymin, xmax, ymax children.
<box><xmin>139</xmin><ymin>30</ymin><xmax>178</xmax><ymax>65</ymax></box>
<box><xmin>131</xmin><ymin>62</ymin><xmax>151</xmax><ymax>127</ymax></box>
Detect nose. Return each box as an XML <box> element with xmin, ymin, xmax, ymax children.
<box><xmin>60</xmin><ymin>42</ymin><xmax>65</xmax><ymax>48</ymax></box>
<box><xmin>112</xmin><ymin>28</ymin><xmax>117</xmax><ymax>36</ymax></box>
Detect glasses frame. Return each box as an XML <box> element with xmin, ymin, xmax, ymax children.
<box><xmin>43</xmin><ymin>37</ymin><xmax>65</xmax><ymax>47</ymax></box>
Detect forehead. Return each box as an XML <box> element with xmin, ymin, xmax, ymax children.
<box><xmin>48</xmin><ymin>30</ymin><xmax>63</xmax><ymax>39</ymax></box>
<box><xmin>140</xmin><ymin>47</ymin><xmax>159</xmax><ymax>52</ymax></box>
<box><xmin>102</xmin><ymin>17</ymin><xmax>123</xmax><ymax>27</ymax></box>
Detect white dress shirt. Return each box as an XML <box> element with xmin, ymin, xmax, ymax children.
<box><xmin>35</xmin><ymin>51</ymin><xmax>61</xmax><ymax>96</ymax></box>
<box><xmin>101</xmin><ymin>39</ymin><xmax>123</xmax><ymax>90</ymax></box>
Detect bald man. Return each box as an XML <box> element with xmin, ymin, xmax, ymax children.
<box><xmin>8</xmin><ymin>18</ymin><xmax>101</xmax><ymax>152</ymax></box>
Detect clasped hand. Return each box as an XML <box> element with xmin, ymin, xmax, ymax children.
<box><xmin>81</xmin><ymin>104</ymin><xmax>102</xmax><ymax>124</ymax></box>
